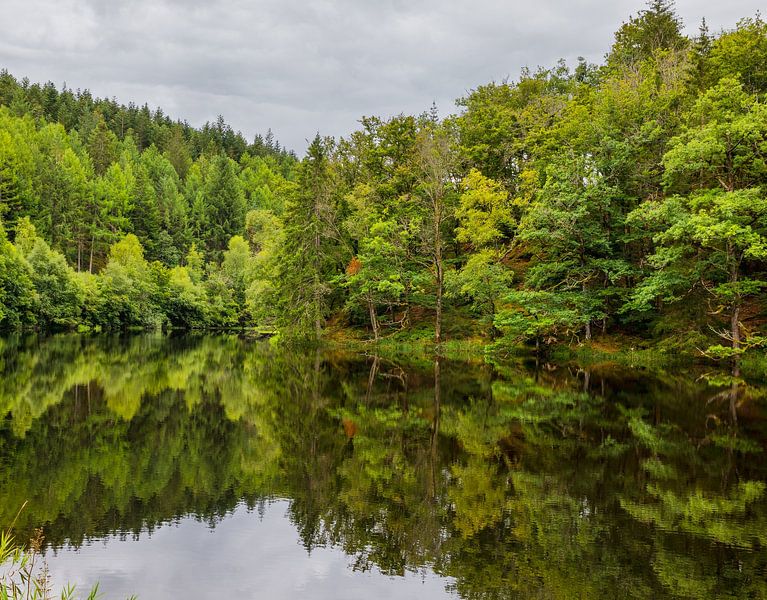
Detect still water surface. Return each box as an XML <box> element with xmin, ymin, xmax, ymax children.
<box><xmin>0</xmin><ymin>334</ymin><xmax>765</xmax><ymax>599</ymax></box>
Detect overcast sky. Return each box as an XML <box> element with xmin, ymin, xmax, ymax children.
<box><xmin>0</xmin><ymin>0</ymin><xmax>763</xmax><ymax>153</ymax></box>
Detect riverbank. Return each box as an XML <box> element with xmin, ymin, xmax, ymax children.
<box><xmin>324</xmin><ymin>325</ymin><xmax>767</xmax><ymax>381</ymax></box>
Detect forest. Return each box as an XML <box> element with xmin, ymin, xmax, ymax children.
<box><xmin>1</xmin><ymin>1</ymin><xmax>767</xmax><ymax>370</ymax></box>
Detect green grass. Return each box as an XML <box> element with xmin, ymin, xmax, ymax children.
<box><xmin>548</xmin><ymin>343</ymin><xmax>695</xmax><ymax>370</ymax></box>
<box><xmin>325</xmin><ymin>318</ymin><xmax>767</xmax><ymax>381</ymax></box>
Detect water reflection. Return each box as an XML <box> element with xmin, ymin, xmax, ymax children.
<box><xmin>46</xmin><ymin>501</ymin><xmax>454</xmax><ymax>600</ymax></box>
<box><xmin>0</xmin><ymin>334</ymin><xmax>765</xmax><ymax>599</ymax></box>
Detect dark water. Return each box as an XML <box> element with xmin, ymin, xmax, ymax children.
<box><xmin>1</xmin><ymin>334</ymin><xmax>766</xmax><ymax>599</ymax></box>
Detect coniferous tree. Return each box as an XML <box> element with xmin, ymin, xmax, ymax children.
<box><xmin>87</xmin><ymin>113</ymin><xmax>119</xmax><ymax>176</ymax></box>
<box><xmin>275</xmin><ymin>135</ymin><xmax>340</xmax><ymax>338</ymax></box>
<box><xmin>607</xmin><ymin>0</ymin><xmax>687</xmax><ymax>68</ymax></box>
<box><xmin>197</xmin><ymin>154</ymin><xmax>245</xmax><ymax>258</ymax></box>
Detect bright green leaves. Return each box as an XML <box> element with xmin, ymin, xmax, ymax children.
<box><xmin>663</xmin><ymin>78</ymin><xmax>767</xmax><ymax>193</ymax></box>
<box><xmin>98</xmin><ymin>234</ymin><xmax>162</xmax><ymax>328</ymax></box>
<box><xmin>446</xmin><ymin>249</ymin><xmax>513</xmax><ymax>334</ymax></box>
<box><xmin>0</xmin><ymin>110</ymin><xmax>38</xmax><ymax>228</ymax></box>
<box><xmin>0</xmin><ymin>218</ymin><xmax>37</xmax><ymax>329</ymax></box>
<box><xmin>450</xmin><ymin>170</ymin><xmax>515</xmax><ymax>334</ymax></box>
<box><xmin>239</xmin><ymin>152</ymin><xmax>297</xmax><ymax>214</ymax></box>
<box><xmin>14</xmin><ymin>218</ymin><xmax>83</xmax><ymax>329</ymax></box>
<box><xmin>628</xmin><ymin>188</ymin><xmax>767</xmax><ymax>360</ymax></box>
<box><xmin>455</xmin><ymin>169</ymin><xmax>514</xmax><ymax>247</ymax></box>
<box><xmin>341</xmin><ymin>182</ymin><xmax>412</xmax><ymax>338</ymax></box>
<box><xmin>707</xmin><ymin>15</ymin><xmax>767</xmax><ymax>94</ymax></box>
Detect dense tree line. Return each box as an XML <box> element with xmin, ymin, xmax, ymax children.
<box><xmin>0</xmin><ymin>84</ymin><xmax>299</xmax><ymax>329</ymax></box>
<box><xmin>1</xmin><ymin>1</ymin><xmax>767</xmax><ymax>370</ymax></box>
<box><xmin>0</xmin><ymin>69</ymin><xmax>296</xmax><ymax>164</ymax></box>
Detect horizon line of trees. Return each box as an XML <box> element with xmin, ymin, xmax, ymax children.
<box><xmin>1</xmin><ymin>1</ymin><xmax>767</xmax><ymax>373</ymax></box>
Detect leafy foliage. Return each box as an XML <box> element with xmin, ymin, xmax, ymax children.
<box><xmin>0</xmin><ymin>2</ymin><xmax>766</xmax><ymax>366</ymax></box>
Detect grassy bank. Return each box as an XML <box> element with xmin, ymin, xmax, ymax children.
<box><xmin>324</xmin><ymin>325</ymin><xmax>767</xmax><ymax>382</ymax></box>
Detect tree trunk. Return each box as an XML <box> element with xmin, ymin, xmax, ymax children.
<box><xmin>402</xmin><ymin>286</ymin><xmax>411</xmax><ymax>329</ymax></box>
<box><xmin>731</xmin><ymin>303</ymin><xmax>741</xmax><ymax>378</ymax></box>
<box><xmin>582</xmin><ymin>281</ymin><xmax>591</xmax><ymax>341</ymax></box>
<box><xmin>368</xmin><ymin>294</ymin><xmax>380</xmax><ymax>342</ymax></box>
<box><xmin>435</xmin><ymin>262</ymin><xmax>443</xmax><ymax>345</ymax></box>
<box><xmin>729</xmin><ymin>253</ymin><xmax>742</xmax><ymax>424</ymax></box>
<box><xmin>89</xmin><ymin>234</ymin><xmax>95</xmax><ymax>274</ymax></box>
<box><xmin>730</xmin><ymin>257</ymin><xmax>741</xmax><ymax>379</ymax></box>
<box><xmin>434</xmin><ymin>220</ymin><xmax>444</xmax><ymax>346</ymax></box>
<box><xmin>313</xmin><ymin>227</ymin><xmax>322</xmax><ymax>340</ymax></box>
<box><xmin>365</xmin><ymin>354</ymin><xmax>380</xmax><ymax>404</ymax></box>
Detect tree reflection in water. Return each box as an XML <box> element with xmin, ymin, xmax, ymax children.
<box><xmin>0</xmin><ymin>334</ymin><xmax>765</xmax><ymax>599</ymax></box>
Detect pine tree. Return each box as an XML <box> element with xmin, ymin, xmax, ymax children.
<box><xmin>87</xmin><ymin>113</ymin><xmax>118</xmax><ymax>176</ymax></box>
<box><xmin>129</xmin><ymin>163</ymin><xmax>162</xmax><ymax>261</ymax></box>
<box><xmin>608</xmin><ymin>0</ymin><xmax>687</xmax><ymax>68</ymax></box>
<box><xmin>275</xmin><ymin>135</ymin><xmax>339</xmax><ymax>338</ymax></box>
<box><xmin>198</xmin><ymin>154</ymin><xmax>245</xmax><ymax>258</ymax></box>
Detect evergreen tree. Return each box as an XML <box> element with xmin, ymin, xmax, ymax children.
<box><xmin>275</xmin><ymin>135</ymin><xmax>340</xmax><ymax>338</ymax></box>
<box><xmin>607</xmin><ymin>0</ymin><xmax>687</xmax><ymax>68</ymax></box>
<box><xmin>87</xmin><ymin>113</ymin><xmax>119</xmax><ymax>176</ymax></box>
<box><xmin>198</xmin><ymin>154</ymin><xmax>245</xmax><ymax>258</ymax></box>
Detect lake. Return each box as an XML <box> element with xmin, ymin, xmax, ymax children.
<box><xmin>1</xmin><ymin>334</ymin><xmax>765</xmax><ymax>599</ymax></box>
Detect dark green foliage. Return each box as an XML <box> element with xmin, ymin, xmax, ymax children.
<box><xmin>196</xmin><ymin>154</ymin><xmax>246</xmax><ymax>258</ymax></box>
<box><xmin>273</xmin><ymin>135</ymin><xmax>341</xmax><ymax>338</ymax></box>
<box><xmin>0</xmin><ymin>3</ymin><xmax>766</xmax><ymax>359</ymax></box>
<box><xmin>607</xmin><ymin>0</ymin><xmax>687</xmax><ymax>68</ymax></box>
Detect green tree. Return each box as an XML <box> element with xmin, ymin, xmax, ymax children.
<box><xmin>0</xmin><ymin>109</ymin><xmax>38</xmax><ymax>229</ymax></box>
<box><xmin>707</xmin><ymin>15</ymin><xmax>767</xmax><ymax>94</ymax></box>
<box><xmin>244</xmin><ymin>209</ymin><xmax>283</xmax><ymax>327</ymax></box>
<box><xmin>663</xmin><ymin>78</ymin><xmax>767</xmax><ymax>194</ymax></box>
<box><xmin>506</xmin><ymin>155</ymin><xmax>629</xmax><ymax>344</ymax></box>
<box><xmin>275</xmin><ymin>135</ymin><xmax>341</xmax><ymax>338</ymax></box>
<box><xmin>0</xmin><ymin>218</ymin><xmax>37</xmax><ymax>329</ymax></box>
<box><xmin>91</xmin><ymin>161</ymin><xmax>133</xmax><ymax>271</ymax></box>
<box><xmin>449</xmin><ymin>169</ymin><xmax>515</xmax><ymax>335</ymax></box>
<box><xmin>221</xmin><ymin>234</ymin><xmax>252</xmax><ymax>320</ymax></box>
<box><xmin>87</xmin><ymin>112</ymin><xmax>119</xmax><ymax>176</ymax></box>
<box><xmin>141</xmin><ymin>145</ymin><xmax>189</xmax><ymax>264</ymax></box>
<box><xmin>163</xmin><ymin>126</ymin><xmax>192</xmax><ymax>179</ymax></box>
<box><xmin>629</xmin><ymin>79</ymin><xmax>767</xmax><ymax>372</ymax></box>
<box><xmin>99</xmin><ymin>234</ymin><xmax>162</xmax><ymax>328</ymax></box>
<box><xmin>607</xmin><ymin>0</ymin><xmax>687</xmax><ymax>69</ymax></box>
<box><xmin>15</xmin><ymin>217</ymin><xmax>83</xmax><ymax>328</ymax></box>
<box><xmin>197</xmin><ymin>154</ymin><xmax>245</xmax><ymax>258</ymax></box>
<box><xmin>414</xmin><ymin>122</ymin><xmax>458</xmax><ymax>345</ymax></box>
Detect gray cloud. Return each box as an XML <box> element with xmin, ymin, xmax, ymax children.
<box><xmin>0</xmin><ymin>0</ymin><xmax>762</xmax><ymax>152</ymax></box>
